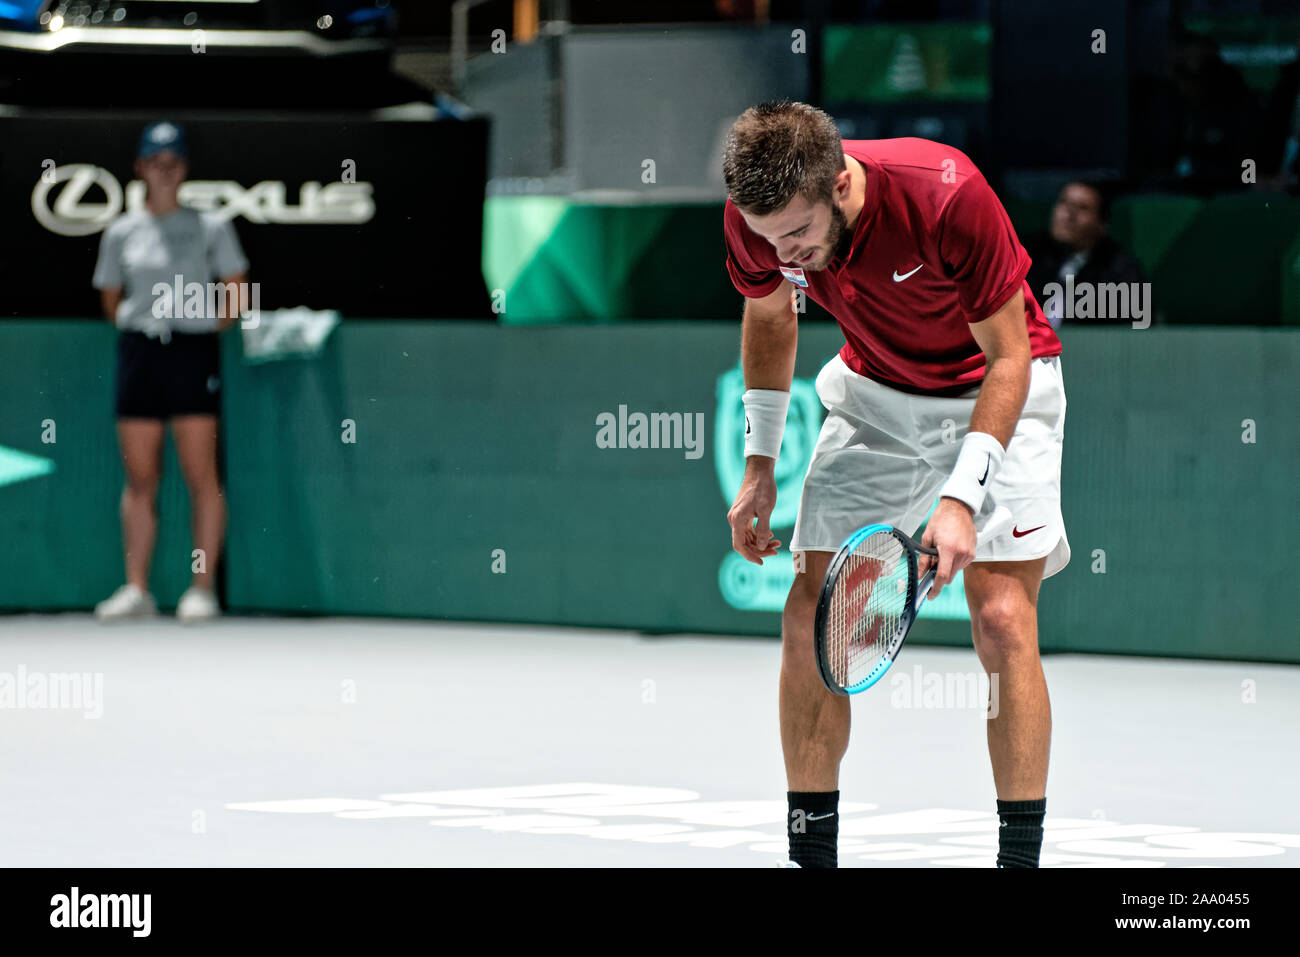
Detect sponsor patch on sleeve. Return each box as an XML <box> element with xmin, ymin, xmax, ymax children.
<box><xmin>779</xmin><ymin>266</ymin><xmax>808</xmax><ymax>288</ymax></box>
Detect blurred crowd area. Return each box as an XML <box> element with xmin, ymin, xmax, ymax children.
<box><xmin>440</xmin><ymin>0</ymin><xmax>1300</xmax><ymax>195</ymax></box>
<box><xmin>9</xmin><ymin>2</ymin><xmax>1293</xmax><ymax>193</ymax></box>
<box><xmin>442</xmin><ymin>0</ymin><xmax>1300</xmax><ymax>326</ymax></box>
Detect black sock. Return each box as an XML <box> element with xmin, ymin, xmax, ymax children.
<box><xmin>788</xmin><ymin>791</ymin><xmax>839</xmax><ymax>868</ymax></box>
<box><xmin>996</xmin><ymin>797</ymin><xmax>1047</xmax><ymax>868</ymax></box>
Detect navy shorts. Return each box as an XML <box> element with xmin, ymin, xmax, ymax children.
<box><xmin>115</xmin><ymin>330</ymin><xmax>222</xmax><ymax>419</ymax></box>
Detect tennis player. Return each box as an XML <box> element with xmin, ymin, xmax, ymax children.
<box><xmin>722</xmin><ymin>102</ymin><xmax>1068</xmax><ymax>868</ymax></box>
<box><xmin>92</xmin><ymin>121</ymin><xmax>249</xmax><ymax>623</ymax></box>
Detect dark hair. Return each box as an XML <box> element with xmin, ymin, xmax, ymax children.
<box><xmin>1066</xmin><ymin>180</ymin><xmax>1115</xmax><ymax>223</ymax></box>
<box><xmin>722</xmin><ymin>100</ymin><xmax>846</xmax><ymax>215</ymax></box>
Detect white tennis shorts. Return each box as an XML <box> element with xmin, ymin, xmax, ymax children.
<box><xmin>790</xmin><ymin>353</ymin><xmax>1070</xmax><ymax>579</ymax></box>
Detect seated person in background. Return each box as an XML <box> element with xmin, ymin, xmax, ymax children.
<box><xmin>1025</xmin><ymin>181</ymin><xmax>1145</xmax><ymax>329</ymax></box>
<box><xmin>1129</xmin><ymin>30</ymin><xmax>1260</xmax><ymax>192</ymax></box>
<box><xmin>1262</xmin><ymin>33</ymin><xmax>1300</xmax><ymax>191</ymax></box>
<box><xmin>1165</xmin><ymin>31</ymin><xmax>1260</xmax><ymax>188</ymax></box>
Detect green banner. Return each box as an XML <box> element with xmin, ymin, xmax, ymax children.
<box><xmin>823</xmin><ymin>22</ymin><xmax>992</xmax><ymax>104</ymax></box>
<box><xmin>484</xmin><ymin>195</ymin><xmax>1300</xmax><ymax>326</ymax></box>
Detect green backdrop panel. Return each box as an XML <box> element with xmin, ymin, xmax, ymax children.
<box><xmin>1283</xmin><ymin>230</ymin><xmax>1300</xmax><ymax>327</ymax></box>
<box><xmin>215</xmin><ymin>322</ymin><xmax>1296</xmax><ymax>662</ymax></box>
<box><xmin>0</xmin><ymin>321</ymin><xmax>1294</xmax><ymax>663</ymax></box>
<box><xmin>484</xmin><ymin>198</ymin><xmax>744</xmax><ymax>323</ymax></box>
<box><xmin>1108</xmin><ymin>195</ymin><xmax>1204</xmax><ymax>276</ymax></box>
<box><xmin>1148</xmin><ymin>195</ymin><xmax>1299</xmax><ymax>325</ymax></box>
<box><xmin>0</xmin><ymin>322</ymin><xmax>209</xmax><ymax>610</ymax></box>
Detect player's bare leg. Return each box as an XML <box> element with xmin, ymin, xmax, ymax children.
<box><xmin>964</xmin><ymin>557</ymin><xmax>1050</xmax><ymax>798</ymax></box>
<box><xmin>965</xmin><ymin>557</ymin><xmax>1051</xmax><ymax>866</ymax></box>
<box><xmin>779</xmin><ymin>548</ymin><xmax>849</xmax><ymax>866</ymax></box>
<box><xmin>780</xmin><ymin>549</ymin><xmax>848</xmax><ymax>791</ymax></box>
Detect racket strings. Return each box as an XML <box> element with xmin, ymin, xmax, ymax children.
<box><xmin>828</xmin><ymin>532</ymin><xmax>910</xmax><ymax>689</ymax></box>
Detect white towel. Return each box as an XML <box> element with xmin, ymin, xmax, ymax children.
<box><xmin>240</xmin><ymin>307</ymin><xmax>340</xmax><ymax>363</ymax></box>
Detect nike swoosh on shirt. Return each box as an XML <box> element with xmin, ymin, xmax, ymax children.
<box><xmin>892</xmin><ymin>264</ymin><xmax>924</xmax><ymax>282</ymax></box>
<box><xmin>1012</xmin><ymin>525</ymin><xmax>1047</xmax><ymax>538</ymax></box>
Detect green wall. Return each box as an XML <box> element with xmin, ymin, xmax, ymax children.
<box><xmin>0</xmin><ymin>321</ymin><xmax>1295</xmax><ymax>663</ymax></box>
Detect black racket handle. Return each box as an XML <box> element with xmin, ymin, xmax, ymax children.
<box><xmin>911</xmin><ymin>506</ymin><xmax>1013</xmax><ymax>610</ymax></box>
<box><xmin>913</xmin><ymin>568</ymin><xmax>937</xmax><ymax>615</ymax></box>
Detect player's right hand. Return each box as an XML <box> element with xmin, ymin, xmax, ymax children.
<box><xmin>727</xmin><ymin>457</ymin><xmax>781</xmax><ymax>564</ymax></box>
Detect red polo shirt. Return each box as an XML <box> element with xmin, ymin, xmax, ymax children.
<box><xmin>723</xmin><ymin>138</ymin><xmax>1061</xmax><ymax>396</ymax></box>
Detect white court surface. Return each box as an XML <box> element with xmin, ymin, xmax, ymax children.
<box><xmin>2</xmin><ymin>615</ymin><xmax>1297</xmax><ymax>868</ymax></box>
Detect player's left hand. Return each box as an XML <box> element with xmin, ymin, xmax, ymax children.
<box><xmin>919</xmin><ymin>497</ymin><xmax>977</xmax><ymax>600</ymax></box>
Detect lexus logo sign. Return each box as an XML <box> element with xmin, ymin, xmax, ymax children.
<box><xmin>31</xmin><ymin>164</ymin><xmax>376</xmax><ymax>236</ymax></box>
<box><xmin>31</xmin><ymin>164</ymin><xmax>123</xmax><ymax>237</ymax></box>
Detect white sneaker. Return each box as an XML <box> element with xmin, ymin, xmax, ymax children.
<box><xmin>95</xmin><ymin>584</ymin><xmax>157</xmax><ymax>622</ymax></box>
<box><xmin>176</xmin><ymin>585</ymin><xmax>220</xmax><ymax>623</ymax></box>
<box><xmin>775</xmin><ymin>860</ymin><xmax>802</xmax><ymax>868</ymax></box>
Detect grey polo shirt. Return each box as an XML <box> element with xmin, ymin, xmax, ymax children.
<box><xmin>92</xmin><ymin>208</ymin><xmax>249</xmax><ymax>338</ymax></box>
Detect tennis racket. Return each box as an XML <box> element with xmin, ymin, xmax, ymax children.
<box><xmin>813</xmin><ymin>505</ymin><xmax>1013</xmax><ymax>696</ymax></box>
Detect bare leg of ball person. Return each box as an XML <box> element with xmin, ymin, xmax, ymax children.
<box><xmin>964</xmin><ymin>557</ymin><xmax>1052</xmax><ymax>867</ymax></box>
<box><xmin>781</xmin><ymin>549</ymin><xmax>849</xmax><ymax>867</ymax></box>
<box><xmin>172</xmin><ymin>414</ymin><xmax>226</xmax><ymax>593</ymax></box>
<box><xmin>117</xmin><ymin>419</ymin><xmax>165</xmax><ymax>591</ymax></box>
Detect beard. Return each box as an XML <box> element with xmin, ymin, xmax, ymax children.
<box><xmin>802</xmin><ymin>202</ymin><xmax>853</xmax><ymax>271</ymax></box>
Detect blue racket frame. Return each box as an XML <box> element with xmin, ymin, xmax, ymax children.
<box><xmin>813</xmin><ymin>523</ymin><xmax>935</xmax><ymax>696</ymax></box>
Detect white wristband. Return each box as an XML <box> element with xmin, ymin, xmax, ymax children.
<box><xmin>741</xmin><ymin>389</ymin><xmax>790</xmax><ymax>460</ymax></box>
<box><xmin>939</xmin><ymin>431</ymin><xmax>1005</xmax><ymax>513</ymax></box>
